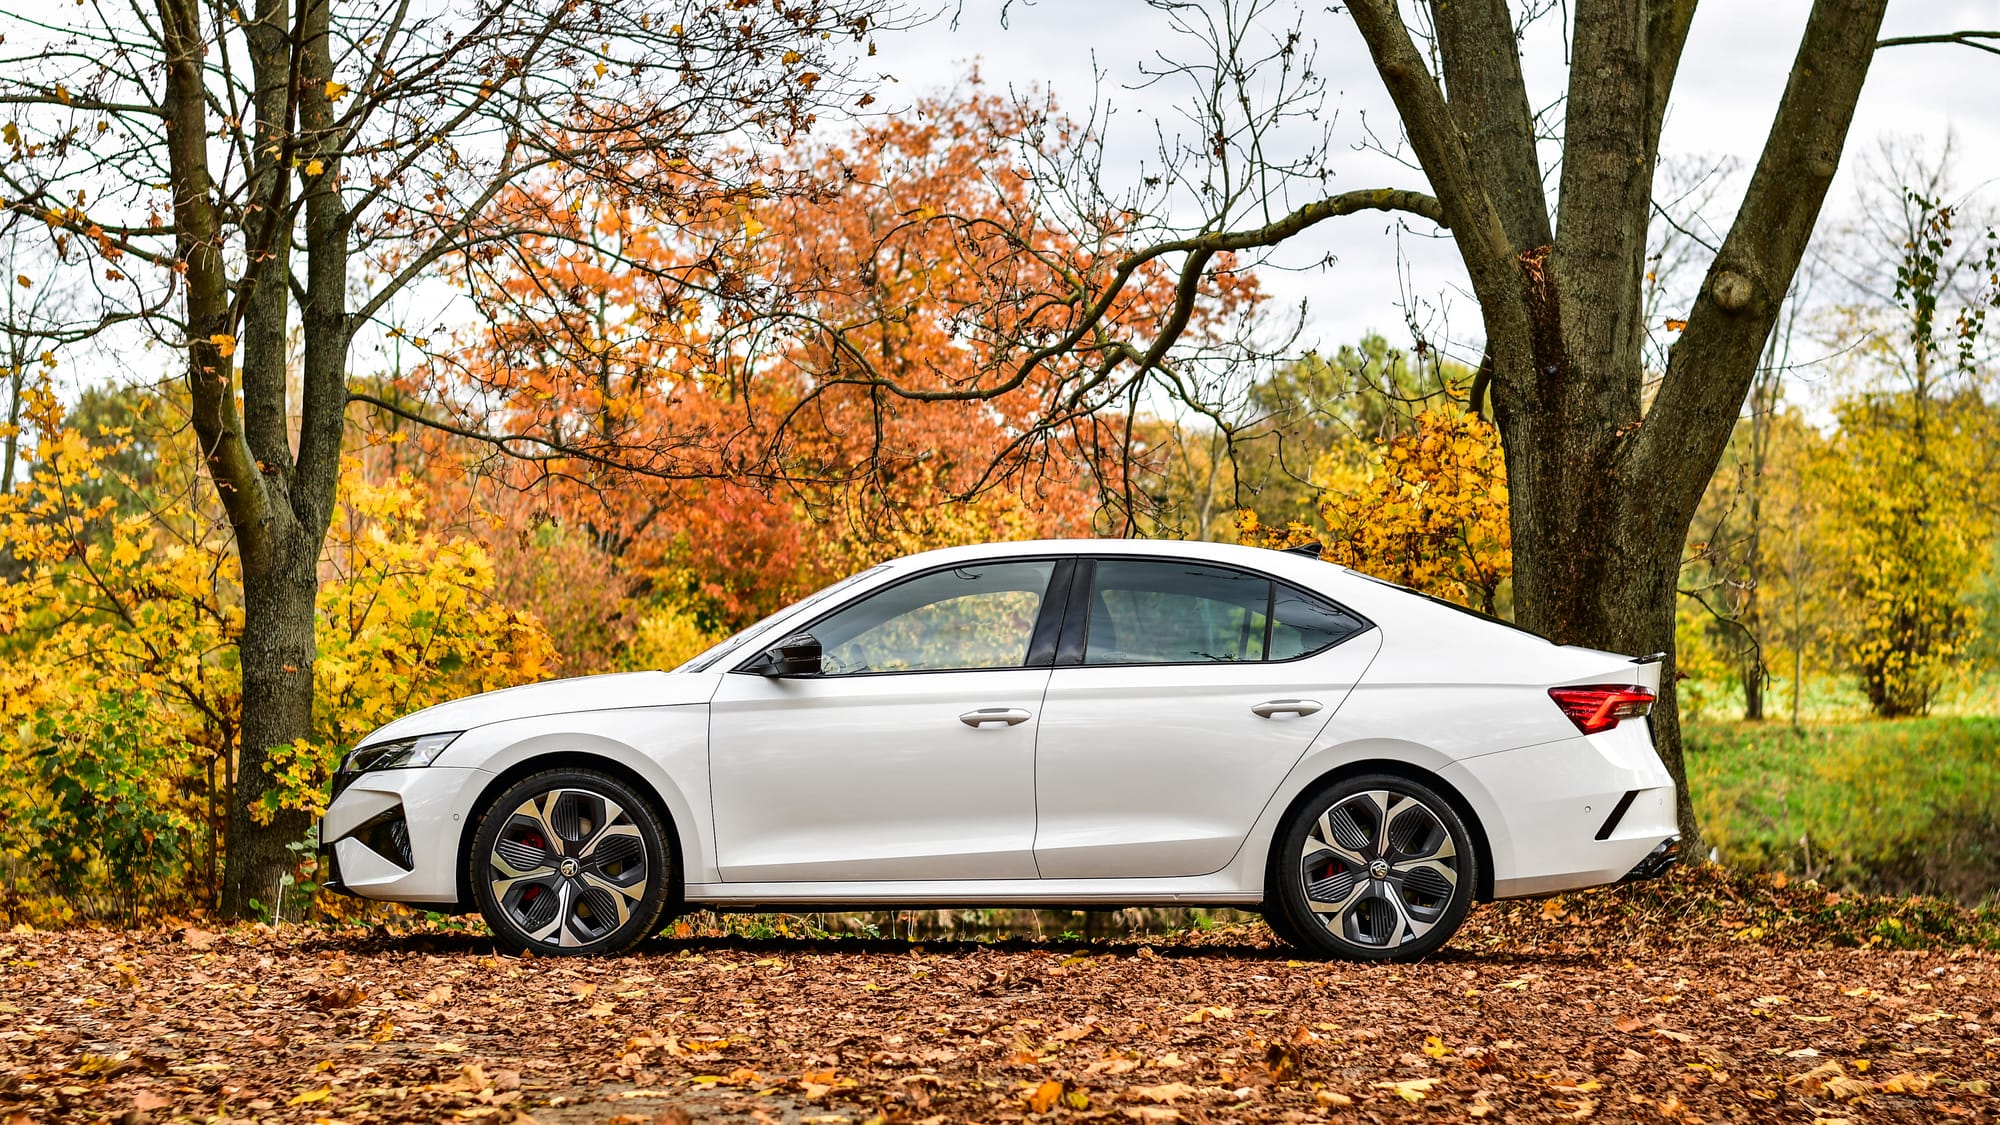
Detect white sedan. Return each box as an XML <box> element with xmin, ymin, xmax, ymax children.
<box><xmin>318</xmin><ymin>539</ymin><xmax>1679</xmax><ymax>961</ymax></box>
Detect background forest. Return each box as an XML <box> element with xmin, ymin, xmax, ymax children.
<box><xmin>1</xmin><ymin>2</ymin><xmax>1997</xmax><ymax>929</ymax></box>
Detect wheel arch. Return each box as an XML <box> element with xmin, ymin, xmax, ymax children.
<box><xmin>1263</xmin><ymin>758</ymin><xmax>1496</xmax><ymax>904</ymax></box>
<box><xmin>455</xmin><ymin>750</ymin><xmax>688</xmax><ymax>916</ymax></box>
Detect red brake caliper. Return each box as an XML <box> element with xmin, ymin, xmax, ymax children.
<box><xmin>517</xmin><ymin>831</ymin><xmax>549</xmax><ymax>906</ymax></box>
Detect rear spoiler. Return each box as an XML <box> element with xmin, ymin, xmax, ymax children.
<box><xmin>1630</xmin><ymin>652</ymin><xmax>1666</xmax><ymax>664</ymax></box>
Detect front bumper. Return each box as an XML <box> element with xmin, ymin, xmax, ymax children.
<box><xmin>316</xmin><ymin>765</ymin><xmax>491</xmax><ymax>905</ymax></box>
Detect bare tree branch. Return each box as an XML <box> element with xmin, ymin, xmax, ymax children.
<box><xmin>1877</xmin><ymin>29</ymin><xmax>2000</xmax><ymax>56</ymax></box>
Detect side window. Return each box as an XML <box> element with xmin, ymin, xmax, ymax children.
<box><xmin>813</xmin><ymin>560</ymin><xmax>1057</xmax><ymax>675</ymax></box>
<box><xmin>1270</xmin><ymin>583</ymin><xmax>1370</xmax><ymax>659</ymax></box>
<box><xmin>1086</xmin><ymin>561</ymin><xmax>1272</xmax><ymax>664</ymax></box>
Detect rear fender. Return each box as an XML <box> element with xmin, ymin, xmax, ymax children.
<box><xmin>1232</xmin><ymin>737</ymin><xmax>1508</xmax><ymax>901</ymax></box>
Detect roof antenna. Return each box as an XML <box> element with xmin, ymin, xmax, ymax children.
<box><xmin>1282</xmin><ymin>541</ymin><xmax>1326</xmax><ymax>559</ymax></box>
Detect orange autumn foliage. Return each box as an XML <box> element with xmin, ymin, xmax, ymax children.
<box><xmin>368</xmin><ymin>84</ymin><xmax>1235</xmax><ymax>641</ymax></box>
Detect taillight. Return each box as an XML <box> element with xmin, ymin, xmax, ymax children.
<box><xmin>1548</xmin><ymin>685</ymin><xmax>1655</xmax><ymax>734</ymax></box>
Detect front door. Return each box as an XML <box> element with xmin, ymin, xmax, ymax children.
<box><xmin>708</xmin><ymin>558</ymin><xmax>1065</xmax><ymax>882</ymax></box>
<box><xmin>1033</xmin><ymin>558</ymin><xmax>1381</xmax><ymax>878</ymax></box>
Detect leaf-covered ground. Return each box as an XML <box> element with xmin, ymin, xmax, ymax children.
<box><xmin>6</xmin><ymin>881</ymin><xmax>1998</xmax><ymax>1125</ymax></box>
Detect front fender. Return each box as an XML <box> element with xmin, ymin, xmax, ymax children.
<box><xmin>434</xmin><ymin>706</ymin><xmax>718</xmax><ymax>884</ymax></box>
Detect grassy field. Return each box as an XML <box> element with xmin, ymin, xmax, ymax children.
<box><xmin>1679</xmin><ymin>671</ymin><xmax>2000</xmax><ymax>723</ymax></box>
<box><xmin>1686</xmin><ymin>715</ymin><xmax>2000</xmax><ymax>904</ymax></box>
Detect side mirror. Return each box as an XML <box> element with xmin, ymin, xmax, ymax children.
<box><xmin>760</xmin><ymin>632</ymin><xmax>823</xmax><ymax>677</ymax></box>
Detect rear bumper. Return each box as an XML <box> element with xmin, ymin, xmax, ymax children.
<box><xmin>1620</xmin><ymin>835</ymin><xmax>1681</xmax><ymax>883</ymax></box>
<box><xmin>1441</xmin><ymin>726</ymin><xmax>1679</xmax><ymax>899</ymax></box>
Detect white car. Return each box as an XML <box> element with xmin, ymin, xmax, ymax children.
<box><xmin>319</xmin><ymin>539</ymin><xmax>1679</xmax><ymax>961</ymax></box>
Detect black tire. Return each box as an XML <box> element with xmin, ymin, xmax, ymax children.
<box><xmin>1272</xmin><ymin>773</ymin><xmax>1479</xmax><ymax>962</ymax></box>
<box><xmin>1260</xmin><ymin>901</ymin><xmax>1312</xmax><ymax>951</ymax></box>
<box><xmin>468</xmin><ymin>768</ymin><xmax>674</xmax><ymax>956</ymax></box>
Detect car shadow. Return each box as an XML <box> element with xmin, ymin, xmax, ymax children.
<box><xmin>304</xmin><ymin>928</ymin><xmax>1602</xmax><ymax>968</ymax></box>
<box><xmin>307</xmin><ymin>928</ymin><xmax>1285</xmax><ymax>960</ymax></box>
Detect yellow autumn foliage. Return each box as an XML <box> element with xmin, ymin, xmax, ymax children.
<box><xmin>808</xmin><ymin>478</ymin><xmax>1051</xmax><ymax>577</ymax></box>
<box><xmin>0</xmin><ymin>423</ymin><xmax>556</xmax><ymax>917</ymax></box>
<box><xmin>622</xmin><ymin>592</ymin><xmax>729</xmax><ymax>673</ymax></box>
<box><xmin>266</xmin><ymin>464</ymin><xmax>561</xmax><ymax>822</ymax></box>
<box><xmin>1239</xmin><ymin>407</ymin><xmax>1512</xmax><ymax>615</ymax></box>
<box><xmin>1819</xmin><ymin>390</ymin><xmax>1991</xmax><ymax>716</ymax></box>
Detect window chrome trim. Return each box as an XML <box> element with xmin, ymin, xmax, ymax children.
<box><xmin>728</xmin><ymin>556</ymin><xmax>1074</xmax><ymax>678</ymax></box>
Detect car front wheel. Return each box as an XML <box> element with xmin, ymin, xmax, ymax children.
<box><xmin>469</xmin><ymin>768</ymin><xmax>674</xmax><ymax>955</ymax></box>
<box><xmin>1272</xmin><ymin>774</ymin><xmax>1478</xmax><ymax>961</ymax></box>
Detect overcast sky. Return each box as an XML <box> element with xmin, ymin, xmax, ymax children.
<box><xmin>865</xmin><ymin>1</ymin><xmax>2000</xmax><ymax>377</ymax></box>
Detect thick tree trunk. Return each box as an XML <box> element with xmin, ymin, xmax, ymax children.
<box><xmin>222</xmin><ymin>541</ymin><xmax>320</xmax><ymax>915</ymax></box>
<box><xmin>1525</xmin><ymin>506</ymin><xmax>1694</xmax><ymax>845</ymax></box>
<box><xmin>1346</xmin><ymin>0</ymin><xmax>1888</xmax><ymax>852</ymax></box>
<box><xmin>165</xmin><ymin>0</ymin><xmax>347</xmax><ymax>918</ymax></box>
<box><xmin>1492</xmin><ymin>353</ymin><xmax>1700</xmax><ymax>845</ymax></box>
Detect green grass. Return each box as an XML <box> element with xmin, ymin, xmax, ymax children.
<box><xmin>1686</xmin><ymin>716</ymin><xmax>2000</xmax><ymax>904</ymax></box>
<box><xmin>1680</xmin><ymin>670</ymin><xmax>2000</xmax><ymax>723</ymax></box>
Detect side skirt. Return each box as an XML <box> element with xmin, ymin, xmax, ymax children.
<box><xmin>684</xmin><ymin>878</ymin><xmax>1263</xmax><ymax>911</ymax></box>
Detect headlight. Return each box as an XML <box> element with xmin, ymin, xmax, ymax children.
<box><xmin>339</xmin><ymin>732</ymin><xmax>461</xmax><ymax>775</ymax></box>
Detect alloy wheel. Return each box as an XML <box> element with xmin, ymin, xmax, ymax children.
<box><xmin>1297</xmin><ymin>788</ymin><xmax>1461</xmax><ymax>951</ymax></box>
<box><xmin>486</xmin><ymin>787</ymin><xmax>651</xmax><ymax>949</ymax></box>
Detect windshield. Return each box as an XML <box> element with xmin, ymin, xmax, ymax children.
<box><xmin>672</xmin><ymin>565</ymin><xmax>890</xmax><ymax>673</ymax></box>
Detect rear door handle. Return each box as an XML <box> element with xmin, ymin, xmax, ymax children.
<box><xmin>1252</xmin><ymin>698</ymin><xmax>1322</xmax><ymax>718</ymax></box>
<box><xmin>960</xmin><ymin>707</ymin><xmax>1033</xmax><ymax>728</ymax></box>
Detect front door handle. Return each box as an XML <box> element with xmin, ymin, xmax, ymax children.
<box><xmin>960</xmin><ymin>707</ymin><xmax>1033</xmax><ymax>728</ymax></box>
<box><xmin>1252</xmin><ymin>698</ymin><xmax>1322</xmax><ymax>719</ymax></box>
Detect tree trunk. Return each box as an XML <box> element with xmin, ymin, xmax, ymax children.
<box><xmin>1741</xmin><ymin>500</ymin><xmax>1765</xmax><ymax>722</ymax></box>
<box><xmin>1493</xmin><ymin>357</ymin><xmax>1699</xmax><ymax>844</ymax></box>
<box><xmin>217</xmin><ymin>0</ymin><xmax>350</xmax><ymax>917</ymax></box>
<box><xmin>165</xmin><ymin>0</ymin><xmax>349</xmax><ymax>918</ymax></box>
<box><xmin>2</xmin><ymin>359</ymin><xmax>21</xmax><ymax>495</ymax></box>
<box><xmin>1344</xmin><ymin>0</ymin><xmax>1888</xmax><ymax>850</ymax></box>
<box><xmin>222</xmin><ymin>539</ymin><xmax>320</xmax><ymax>915</ymax></box>
<box><xmin>1742</xmin><ymin>358</ymin><xmax>1775</xmax><ymax>722</ymax></box>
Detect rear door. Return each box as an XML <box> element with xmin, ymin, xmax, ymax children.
<box><xmin>1032</xmin><ymin>557</ymin><xmax>1380</xmax><ymax>878</ymax></box>
<box><xmin>708</xmin><ymin>557</ymin><xmax>1069</xmax><ymax>882</ymax></box>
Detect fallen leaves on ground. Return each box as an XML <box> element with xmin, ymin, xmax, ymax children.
<box><xmin>0</xmin><ymin>916</ymin><xmax>1994</xmax><ymax>1123</ymax></box>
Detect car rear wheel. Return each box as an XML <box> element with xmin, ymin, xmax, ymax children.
<box><xmin>1273</xmin><ymin>774</ymin><xmax>1477</xmax><ymax>962</ymax></box>
<box><xmin>469</xmin><ymin>769</ymin><xmax>674</xmax><ymax>956</ymax></box>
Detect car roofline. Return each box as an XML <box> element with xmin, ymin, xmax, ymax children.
<box><xmin>875</xmin><ymin>537</ymin><xmax>1359</xmax><ymax>575</ymax></box>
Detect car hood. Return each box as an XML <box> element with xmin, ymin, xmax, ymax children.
<box><xmin>358</xmin><ymin>671</ymin><xmax>719</xmax><ymax>747</ymax></box>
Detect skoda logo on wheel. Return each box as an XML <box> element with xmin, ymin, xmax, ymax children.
<box><xmin>1368</xmin><ymin>858</ymin><xmax>1391</xmax><ymax>880</ymax></box>
<box><xmin>558</xmin><ymin>857</ymin><xmax>579</xmax><ymax>878</ymax></box>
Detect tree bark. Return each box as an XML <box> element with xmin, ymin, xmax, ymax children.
<box><xmin>1741</xmin><ymin>356</ymin><xmax>1777</xmax><ymax>722</ymax></box>
<box><xmin>228</xmin><ymin>544</ymin><xmax>319</xmax><ymax>914</ymax></box>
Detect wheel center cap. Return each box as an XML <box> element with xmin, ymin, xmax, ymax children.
<box><xmin>558</xmin><ymin>858</ymin><xmax>580</xmax><ymax>878</ymax></box>
<box><xmin>1368</xmin><ymin>859</ymin><xmax>1391</xmax><ymax>880</ymax></box>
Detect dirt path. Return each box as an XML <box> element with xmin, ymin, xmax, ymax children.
<box><xmin>1</xmin><ymin>923</ymin><xmax>1994</xmax><ymax>1124</ymax></box>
